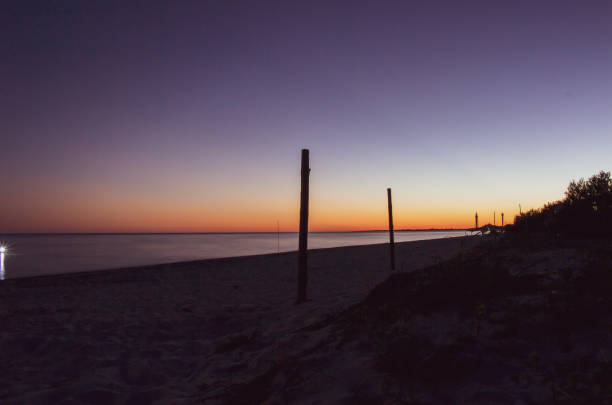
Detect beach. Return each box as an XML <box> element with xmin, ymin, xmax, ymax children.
<box><xmin>7</xmin><ymin>1</ymin><xmax>612</xmax><ymax>403</ymax></box>
<box><xmin>0</xmin><ymin>236</ymin><xmax>479</xmax><ymax>404</ymax></box>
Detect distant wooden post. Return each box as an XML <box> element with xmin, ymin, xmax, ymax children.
<box><xmin>494</xmin><ymin>211</ymin><xmax>496</xmax><ymax>226</ymax></box>
<box><xmin>501</xmin><ymin>213</ymin><xmax>504</xmax><ymax>227</ymax></box>
<box><xmin>387</xmin><ymin>188</ymin><xmax>395</xmax><ymax>271</ymax></box>
<box><xmin>296</xmin><ymin>149</ymin><xmax>310</xmax><ymax>304</ymax></box>
<box><xmin>475</xmin><ymin>212</ymin><xmax>479</xmax><ymax>229</ymax></box>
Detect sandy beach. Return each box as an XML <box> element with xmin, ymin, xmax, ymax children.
<box><xmin>0</xmin><ymin>236</ymin><xmax>480</xmax><ymax>404</ymax></box>
<box><xmin>7</xmin><ymin>1</ymin><xmax>612</xmax><ymax>403</ymax></box>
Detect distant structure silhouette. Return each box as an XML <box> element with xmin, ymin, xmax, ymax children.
<box><xmin>475</xmin><ymin>212</ymin><xmax>479</xmax><ymax>229</ymax></box>
<box><xmin>501</xmin><ymin>212</ymin><xmax>504</xmax><ymax>227</ymax></box>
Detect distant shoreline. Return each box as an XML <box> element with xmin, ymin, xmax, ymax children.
<box><xmin>0</xmin><ymin>229</ymin><xmax>468</xmax><ymax>236</ymax></box>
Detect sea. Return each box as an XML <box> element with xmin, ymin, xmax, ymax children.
<box><xmin>0</xmin><ymin>231</ymin><xmax>467</xmax><ymax>280</ymax></box>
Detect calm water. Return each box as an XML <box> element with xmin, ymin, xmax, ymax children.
<box><xmin>0</xmin><ymin>231</ymin><xmax>466</xmax><ymax>279</ymax></box>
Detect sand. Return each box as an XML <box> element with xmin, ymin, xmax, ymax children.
<box><xmin>0</xmin><ymin>236</ymin><xmax>480</xmax><ymax>404</ymax></box>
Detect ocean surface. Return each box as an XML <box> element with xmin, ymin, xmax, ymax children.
<box><xmin>0</xmin><ymin>231</ymin><xmax>467</xmax><ymax>280</ymax></box>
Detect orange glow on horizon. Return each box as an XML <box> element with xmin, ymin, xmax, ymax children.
<box><xmin>0</xmin><ymin>200</ymin><xmax>518</xmax><ymax>233</ymax></box>
<box><xmin>0</xmin><ymin>178</ymin><xmax>521</xmax><ymax>233</ymax></box>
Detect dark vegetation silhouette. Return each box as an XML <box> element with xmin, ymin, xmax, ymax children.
<box><xmin>513</xmin><ymin>170</ymin><xmax>612</xmax><ymax>236</ymax></box>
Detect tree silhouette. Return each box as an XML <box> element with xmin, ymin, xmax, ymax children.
<box><xmin>514</xmin><ymin>171</ymin><xmax>612</xmax><ymax>236</ymax></box>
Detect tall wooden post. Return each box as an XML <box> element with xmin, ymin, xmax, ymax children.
<box><xmin>387</xmin><ymin>188</ymin><xmax>395</xmax><ymax>271</ymax></box>
<box><xmin>501</xmin><ymin>213</ymin><xmax>504</xmax><ymax>227</ymax></box>
<box><xmin>297</xmin><ymin>149</ymin><xmax>310</xmax><ymax>304</ymax></box>
<box><xmin>494</xmin><ymin>211</ymin><xmax>496</xmax><ymax>226</ymax></box>
<box><xmin>475</xmin><ymin>212</ymin><xmax>479</xmax><ymax>229</ymax></box>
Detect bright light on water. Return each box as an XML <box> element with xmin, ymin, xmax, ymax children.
<box><xmin>0</xmin><ymin>245</ymin><xmax>6</xmax><ymax>280</ymax></box>
<box><xmin>0</xmin><ymin>251</ymin><xmax>5</xmax><ymax>281</ymax></box>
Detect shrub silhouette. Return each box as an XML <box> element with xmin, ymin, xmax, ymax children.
<box><xmin>513</xmin><ymin>171</ymin><xmax>612</xmax><ymax>236</ymax></box>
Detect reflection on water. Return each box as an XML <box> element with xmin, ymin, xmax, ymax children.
<box><xmin>0</xmin><ymin>231</ymin><xmax>468</xmax><ymax>280</ymax></box>
<box><xmin>1</xmin><ymin>252</ymin><xmax>5</xmax><ymax>280</ymax></box>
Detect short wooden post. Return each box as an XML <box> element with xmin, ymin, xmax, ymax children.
<box><xmin>296</xmin><ymin>149</ymin><xmax>310</xmax><ymax>304</ymax></box>
<box><xmin>387</xmin><ymin>188</ymin><xmax>395</xmax><ymax>271</ymax></box>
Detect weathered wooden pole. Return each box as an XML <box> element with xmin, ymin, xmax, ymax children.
<box><xmin>296</xmin><ymin>149</ymin><xmax>310</xmax><ymax>304</ymax></box>
<box><xmin>387</xmin><ymin>188</ymin><xmax>395</xmax><ymax>271</ymax></box>
<box><xmin>475</xmin><ymin>211</ymin><xmax>479</xmax><ymax>229</ymax></box>
<box><xmin>501</xmin><ymin>212</ymin><xmax>504</xmax><ymax>227</ymax></box>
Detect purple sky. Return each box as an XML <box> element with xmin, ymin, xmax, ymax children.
<box><xmin>2</xmin><ymin>1</ymin><xmax>612</xmax><ymax>232</ymax></box>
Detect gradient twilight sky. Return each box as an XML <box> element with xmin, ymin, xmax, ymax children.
<box><xmin>2</xmin><ymin>1</ymin><xmax>611</xmax><ymax>233</ymax></box>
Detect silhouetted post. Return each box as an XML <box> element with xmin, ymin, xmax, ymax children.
<box><xmin>387</xmin><ymin>188</ymin><xmax>395</xmax><ymax>271</ymax></box>
<box><xmin>475</xmin><ymin>212</ymin><xmax>479</xmax><ymax>229</ymax></box>
<box><xmin>501</xmin><ymin>213</ymin><xmax>504</xmax><ymax>227</ymax></box>
<box><xmin>296</xmin><ymin>149</ymin><xmax>310</xmax><ymax>304</ymax></box>
<box><xmin>494</xmin><ymin>211</ymin><xmax>496</xmax><ymax>226</ymax></box>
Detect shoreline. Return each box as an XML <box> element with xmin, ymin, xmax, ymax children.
<box><xmin>1</xmin><ymin>235</ymin><xmax>471</xmax><ymax>284</ymax></box>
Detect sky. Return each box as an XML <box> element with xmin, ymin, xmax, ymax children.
<box><xmin>2</xmin><ymin>0</ymin><xmax>611</xmax><ymax>233</ymax></box>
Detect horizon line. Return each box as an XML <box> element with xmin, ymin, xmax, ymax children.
<box><xmin>0</xmin><ymin>228</ymin><xmax>470</xmax><ymax>236</ymax></box>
